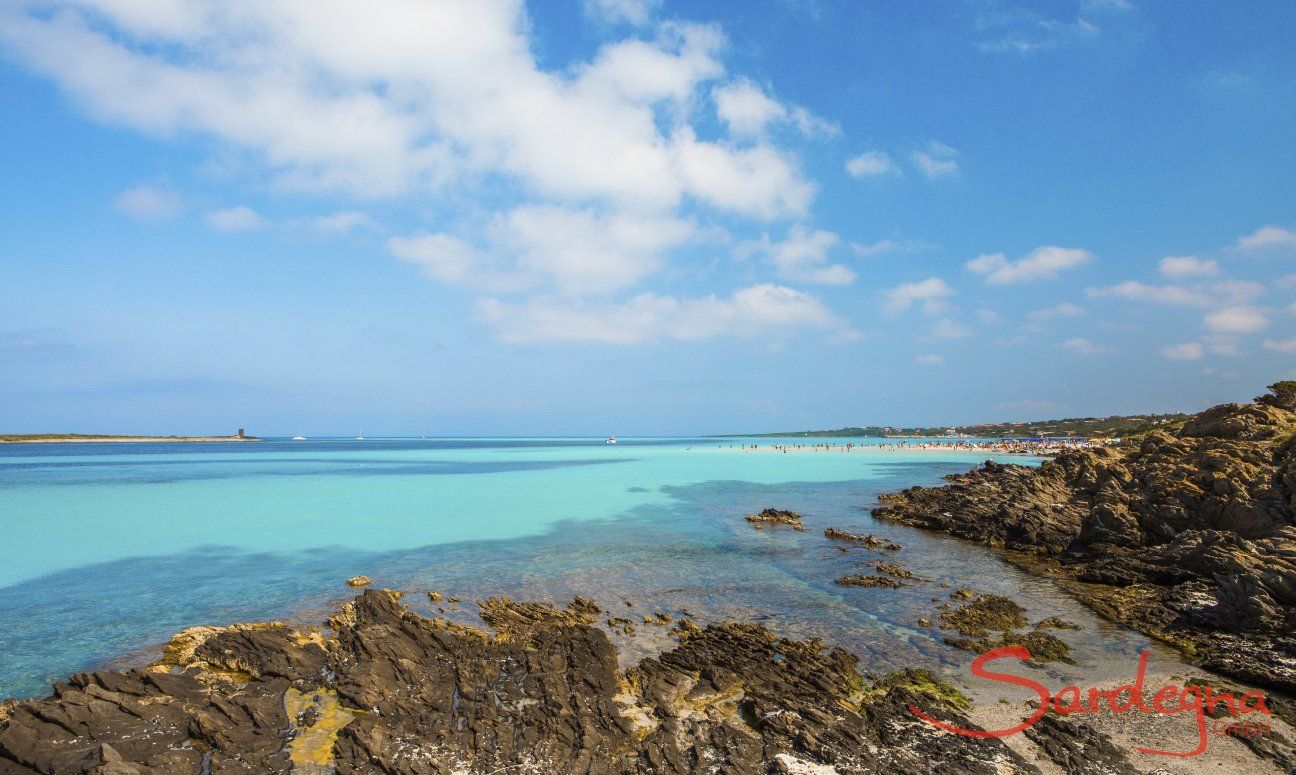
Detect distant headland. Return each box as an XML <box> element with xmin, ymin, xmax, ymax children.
<box><xmin>0</xmin><ymin>429</ymin><xmax>260</xmax><ymax>444</ymax></box>
<box><xmin>730</xmin><ymin>412</ymin><xmax>1188</xmax><ymax>440</ymax></box>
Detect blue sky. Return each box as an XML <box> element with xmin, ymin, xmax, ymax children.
<box><xmin>1</xmin><ymin>0</ymin><xmax>1294</xmax><ymax>436</ymax></box>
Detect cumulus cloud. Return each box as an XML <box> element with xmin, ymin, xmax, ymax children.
<box><xmin>1204</xmin><ymin>306</ymin><xmax>1268</xmax><ymax>333</ymax></box>
<box><xmin>475</xmin><ymin>284</ymin><xmax>840</xmax><ymax>343</ymax></box>
<box><xmin>1062</xmin><ymin>337</ymin><xmax>1111</xmax><ymax>355</ymax></box>
<box><xmin>1233</xmin><ymin>223</ymin><xmax>1296</xmax><ymax>253</ymax></box>
<box><xmin>929</xmin><ymin>319</ymin><xmax>972</xmax><ymax>339</ymax></box>
<box><xmin>112</xmin><ymin>184</ymin><xmax>182</xmax><ymax>222</ymax></box>
<box><xmin>206</xmin><ymin>206</ymin><xmax>373</xmax><ymax>235</ymax></box>
<box><xmin>1086</xmin><ymin>281</ymin><xmax>1211</xmax><ymax>307</ymax></box>
<box><xmin>845</xmin><ymin>151</ymin><xmax>900</xmax><ymax>179</ymax></box>
<box><xmin>390</xmin><ymin>206</ymin><xmax>696</xmax><ymax>296</ymax></box>
<box><xmin>851</xmin><ymin>237</ymin><xmax>936</xmax><ymax>257</ymax></box>
<box><xmin>911</xmin><ymin>141</ymin><xmax>959</xmax><ymax>179</ymax></box>
<box><xmin>1161</xmin><ymin>342</ymin><xmax>1205</xmax><ymax>360</ymax></box>
<box><xmin>881</xmin><ymin>278</ymin><xmax>954</xmax><ymax>315</ymax></box>
<box><xmin>1027</xmin><ymin>302</ymin><xmax>1085</xmax><ymax>321</ymax></box>
<box><xmin>584</xmin><ymin>0</ymin><xmax>661</xmax><ymax>25</ymax></box>
<box><xmin>302</xmin><ymin>211</ymin><xmax>375</xmax><ymax>234</ymax></box>
<box><xmin>0</xmin><ymin>3</ymin><xmax>812</xmax><ymax>218</ymax></box>
<box><xmin>1263</xmin><ymin>337</ymin><xmax>1296</xmax><ymax>354</ymax></box>
<box><xmin>1158</xmin><ymin>255</ymin><xmax>1218</xmax><ymax>278</ymax></box>
<box><xmin>206</xmin><ymin>206</ymin><xmax>269</xmax><ymax>232</ymax></box>
<box><xmin>738</xmin><ymin>226</ymin><xmax>853</xmax><ymax>285</ymax></box>
<box><xmin>713</xmin><ymin>79</ymin><xmax>836</xmax><ymax>138</ymax></box>
<box><xmin>967</xmin><ymin>246</ymin><xmax>1093</xmax><ymax>284</ymax></box>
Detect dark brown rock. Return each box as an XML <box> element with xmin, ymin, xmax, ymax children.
<box><xmin>0</xmin><ymin>590</ymin><xmax>1042</xmax><ymax>774</ymax></box>
<box><xmin>746</xmin><ymin>508</ymin><xmax>805</xmax><ymax>530</ymax></box>
<box><xmin>873</xmin><ymin>392</ymin><xmax>1296</xmax><ymax>691</ymax></box>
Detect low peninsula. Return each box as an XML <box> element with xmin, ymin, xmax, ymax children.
<box><xmin>0</xmin><ymin>432</ymin><xmax>260</xmax><ymax>443</ymax></box>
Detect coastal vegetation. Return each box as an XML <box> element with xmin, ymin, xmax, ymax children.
<box><xmin>738</xmin><ymin>412</ymin><xmax>1189</xmax><ymax>439</ymax></box>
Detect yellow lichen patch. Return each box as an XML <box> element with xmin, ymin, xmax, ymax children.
<box><xmin>285</xmin><ymin>688</ymin><xmax>358</xmax><ymax>771</ymax></box>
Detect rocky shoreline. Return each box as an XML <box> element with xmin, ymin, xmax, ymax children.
<box><xmin>872</xmin><ymin>384</ymin><xmax>1296</xmax><ymax>696</ymax></box>
<box><xmin>4</xmin><ymin>384</ymin><xmax>1295</xmax><ymax>772</ymax></box>
<box><xmin>0</xmin><ymin>589</ymin><xmax>1043</xmax><ymax>774</ymax></box>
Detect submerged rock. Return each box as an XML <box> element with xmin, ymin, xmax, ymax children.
<box><xmin>823</xmin><ymin>528</ymin><xmax>901</xmax><ymax>550</ymax></box>
<box><xmin>0</xmin><ymin>590</ymin><xmax>1042</xmax><ymax>774</ymax></box>
<box><xmin>835</xmin><ymin>573</ymin><xmax>905</xmax><ymax>588</ymax></box>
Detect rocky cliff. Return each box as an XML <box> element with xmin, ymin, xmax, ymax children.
<box><xmin>874</xmin><ymin>383</ymin><xmax>1296</xmax><ymax>694</ymax></box>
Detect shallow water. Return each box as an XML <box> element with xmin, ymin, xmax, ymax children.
<box><xmin>0</xmin><ymin>437</ymin><xmax>1159</xmax><ymax>702</ymax></box>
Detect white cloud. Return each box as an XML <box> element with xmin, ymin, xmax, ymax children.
<box><xmin>851</xmin><ymin>237</ymin><xmax>936</xmax><ymax>257</ymax></box>
<box><xmin>302</xmin><ymin>211</ymin><xmax>375</xmax><ymax>234</ymax></box>
<box><xmin>1161</xmin><ymin>342</ymin><xmax>1205</xmax><ymax>360</ymax></box>
<box><xmin>475</xmin><ymin>284</ymin><xmax>840</xmax><ymax>343</ymax></box>
<box><xmin>738</xmin><ymin>225</ymin><xmax>853</xmax><ymax>285</ymax></box>
<box><xmin>1233</xmin><ymin>224</ymin><xmax>1296</xmax><ymax>253</ymax></box>
<box><xmin>1262</xmin><ymin>337</ymin><xmax>1296</xmax><ymax>354</ymax></box>
<box><xmin>0</xmin><ymin>4</ymin><xmax>812</xmax><ymax>219</ymax></box>
<box><xmin>1158</xmin><ymin>255</ymin><xmax>1218</xmax><ymax>278</ymax></box>
<box><xmin>206</xmin><ymin>205</ymin><xmax>269</xmax><ymax>232</ymax></box>
<box><xmin>967</xmin><ymin>246</ymin><xmax>1093</xmax><ymax>284</ymax></box>
<box><xmin>1027</xmin><ymin>302</ymin><xmax>1085</xmax><ymax>321</ymax></box>
<box><xmin>911</xmin><ymin>141</ymin><xmax>960</xmax><ymax>179</ymax></box>
<box><xmin>206</xmin><ymin>206</ymin><xmax>373</xmax><ymax>235</ymax></box>
<box><xmin>915</xmin><ymin>354</ymin><xmax>945</xmax><ymax>365</ymax></box>
<box><xmin>846</xmin><ymin>151</ymin><xmax>900</xmax><ymax>179</ymax></box>
<box><xmin>584</xmin><ymin>0</ymin><xmax>661</xmax><ymax>25</ymax></box>
<box><xmin>881</xmin><ymin>278</ymin><xmax>954</xmax><ymax>315</ymax></box>
<box><xmin>390</xmin><ymin>206</ymin><xmax>695</xmax><ymax>296</ymax></box>
<box><xmin>1202</xmin><ymin>335</ymin><xmax>1242</xmax><ymax>357</ymax></box>
<box><xmin>112</xmin><ymin>184</ymin><xmax>182</xmax><ymax>221</ymax></box>
<box><xmin>929</xmin><ymin>319</ymin><xmax>972</xmax><ymax>339</ymax></box>
<box><xmin>1062</xmin><ymin>337</ymin><xmax>1111</xmax><ymax>355</ymax></box>
<box><xmin>714</xmin><ymin>80</ymin><xmax>785</xmax><ymax>136</ymax></box>
<box><xmin>1204</xmin><ymin>306</ymin><xmax>1268</xmax><ymax>333</ymax></box>
<box><xmin>1086</xmin><ymin>281</ymin><xmax>1211</xmax><ymax>307</ymax></box>
<box><xmin>712</xmin><ymin>79</ymin><xmax>836</xmax><ymax>139</ymax></box>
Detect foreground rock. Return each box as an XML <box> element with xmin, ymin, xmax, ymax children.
<box><xmin>0</xmin><ymin>590</ymin><xmax>1041</xmax><ymax>774</ymax></box>
<box><xmin>874</xmin><ymin>382</ymin><xmax>1296</xmax><ymax>694</ymax></box>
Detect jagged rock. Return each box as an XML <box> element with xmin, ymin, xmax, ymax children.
<box><xmin>0</xmin><ymin>590</ymin><xmax>1042</xmax><ymax>774</ymax></box>
<box><xmin>345</xmin><ymin>575</ymin><xmax>372</xmax><ymax>587</ymax></box>
<box><xmin>1023</xmin><ymin>715</ymin><xmax>1139</xmax><ymax>774</ymax></box>
<box><xmin>835</xmin><ymin>574</ymin><xmax>905</xmax><ymax>588</ymax></box>
<box><xmin>873</xmin><ymin>391</ymin><xmax>1296</xmax><ymax>691</ymax></box>
<box><xmin>746</xmin><ymin>508</ymin><xmax>806</xmax><ymax>530</ymax></box>
<box><xmin>823</xmin><ymin>528</ymin><xmax>900</xmax><ymax>550</ymax></box>
<box><xmin>1180</xmin><ymin>402</ymin><xmax>1294</xmax><ymax>441</ymax></box>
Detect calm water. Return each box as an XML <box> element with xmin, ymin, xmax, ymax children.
<box><xmin>0</xmin><ymin>437</ymin><xmax>1156</xmax><ymax>701</ymax></box>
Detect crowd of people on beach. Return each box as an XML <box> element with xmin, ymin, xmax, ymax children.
<box><xmin>723</xmin><ymin>437</ymin><xmax>1116</xmax><ymax>455</ymax></box>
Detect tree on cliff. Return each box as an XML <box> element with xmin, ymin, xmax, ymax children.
<box><xmin>1256</xmin><ymin>381</ymin><xmax>1296</xmax><ymax>412</ymax></box>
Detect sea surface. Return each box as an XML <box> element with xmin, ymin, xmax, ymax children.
<box><xmin>0</xmin><ymin>436</ymin><xmax>1159</xmax><ymax>702</ymax></box>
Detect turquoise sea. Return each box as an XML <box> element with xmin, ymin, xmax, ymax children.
<box><xmin>0</xmin><ymin>437</ymin><xmax>1157</xmax><ymax>702</ymax></box>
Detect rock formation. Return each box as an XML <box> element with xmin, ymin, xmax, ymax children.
<box><xmin>0</xmin><ymin>590</ymin><xmax>1040</xmax><ymax>774</ymax></box>
<box><xmin>874</xmin><ymin>384</ymin><xmax>1296</xmax><ymax>694</ymax></box>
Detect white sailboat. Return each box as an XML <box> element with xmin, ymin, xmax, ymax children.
<box><xmin>291</xmin><ymin>432</ymin><xmax>306</xmax><ymax>441</ymax></box>
<box><xmin>605</xmin><ymin>436</ymin><xmax>617</xmax><ymax>444</ymax></box>
<box><xmin>355</xmin><ymin>428</ymin><xmax>365</xmax><ymax>440</ymax></box>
